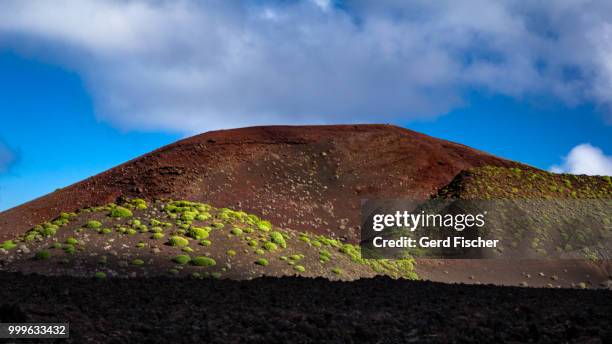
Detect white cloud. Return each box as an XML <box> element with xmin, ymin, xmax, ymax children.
<box><xmin>0</xmin><ymin>142</ymin><xmax>16</xmax><ymax>174</ymax></box>
<box><xmin>1</xmin><ymin>0</ymin><xmax>612</xmax><ymax>133</ymax></box>
<box><xmin>550</xmin><ymin>143</ymin><xmax>612</xmax><ymax>176</ymax></box>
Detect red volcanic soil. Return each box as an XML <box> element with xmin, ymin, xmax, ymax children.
<box><xmin>0</xmin><ymin>124</ymin><xmax>520</xmax><ymax>242</ymax></box>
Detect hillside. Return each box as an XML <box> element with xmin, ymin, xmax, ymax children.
<box><xmin>437</xmin><ymin>166</ymin><xmax>612</xmax><ymax>199</ymax></box>
<box><xmin>415</xmin><ymin>166</ymin><xmax>612</xmax><ymax>287</ymax></box>
<box><xmin>0</xmin><ymin>198</ymin><xmax>417</xmax><ymax>280</ymax></box>
<box><xmin>0</xmin><ymin>125</ymin><xmax>519</xmax><ymax>242</ymax></box>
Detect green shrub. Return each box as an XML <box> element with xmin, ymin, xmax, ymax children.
<box><xmin>132</xmin><ymin>259</ymin><xmax>145</xmax><ymax>266</ymax></box>
<box><xmin>255</xmin><ymin>258</ymin><xmax>269</xmax><ymax>266</ymax></box>
<box><xmin>109</xmin><ymin>206</ymin><xmax>133</xmax><ymax>218</ymax></box>
<box><xmin>126</xmin><ymin>228</ymin><xmax>137</xmax><ymax>235</ymax></box>
<box><xmin>188</xmin><ymin>227</ymin><xmax>209</xmax><ymax>240</ymax></box>
<box><xmin>182</xmin><ymin>211</ymin><xmax>198</xmax><ymax>221</ymax></box>
<box><xmin>263</xmin><ymin>242</ymin><xmax>278</xmax><ymax>251</ymax></box>
<box><xmin>59</xmin><ymin>212</ymin><xmax>72</xmax><ymax>220</ymax></box>
<box><xmin>247</xmin><ymin>240</ymin><xmax>258</xmax><ymax>247</ymax></box>
<box><xmin>151</xmin><ymin>233</ymin><xmax>164</xmax><ymax>240</ymax></box>
<box><xmin>94</xmin><ymin>271</ymin><xmax>107</xmax><ymax>279</ymax></box>
<box><xmin>255</xmin><ymin>249</ymin><xmax>265</xmax><ymax>255</ymax></box>
<box><xmin>182</xmin><ymin>247</ymin><xmax>194</xmax><ymax>253</ymax></box>
<box><xmin>270</xmin><ymin>231</ymin><xmax>287</xmax><ymax>248</ymax></box>
<box><xmin>136</xmin><ymin>242</ymin><xmax>146</xmax><ymax>248</ymax></box>
<box><xmin>226</xmin><ymin>249</ymin><xmax>237</xmax><ymax>257</ymax></box>
<box><xmin>41</xmin><ymin>223</ymin><xmax>58</xmax><ymax>236</ymax></box>
<box><xmin>172</xmin><ymin>255</ymin><xmax>191</xmax><ymax>265</ymax></box>
<box><xmin>52</xmin><ymin>242</ymin><xmax>63</xmax><ymax>249</ymax></box>
<box><xmin>211</xmin><ymin>272</ymin><xmax>222</xmax><ymax>279</ymax></box>
<box><xmin>0</xmin><ymin>240</ymin><xmax>17</xmax><ymax>250</ymax></box>
<box><xmin>257</xmin><ymin>220</ymin><xmax>272</xmax><ymax>232</ymax></box>
<box><xmin>35</xmin><ymin>250</ymin><xmax>51</xmax><ymax>260</ymax></box>
<box><xmin>131</xmin><ymin>198</ymin><xmax>148</xmax><ymax>210</ymax></box>
<box><xmin>331</xmin><ymin>267</ymin><xmax>342</xmax><ymax>275</ymax></box>
<box><xmin>294</xmin><ymin>265</ymin><xmax>305</xmax><ymax>273</ymax></box>
<box><xmin>65</xmin><ymin>237</ymin><xmax>79</xmax><ymax>245</ymax></box>
<box><xmin>195</xmin><ymin>214</ymin><xmax>210</xmax><ymax>221</ymax></box>
<box><xmin>64</xmin><ymin>245</ymin><xmax>76</xmax><ymax>254</ymax></box>
<box><xmin>192</xmin><ymin>256</ymin><xmax>216</xmax><ymax>267</ymax></box>
<box><xmin>199</xmin><ymin>240</ymin><xmax>212</xmax><ymax>246</ymax></box>
<box><xmin>231</xmin><ymin>227</ymin><xmax>243</xmax><ymax>236</ymax></box>
<box><xmin>168</xmin><ymin>236</ymin><xmax>189</xmax><ymax>247</ymax></box>
<box><xmin>86</xmin><ymin>220</ymin><xmax>102</xmax><ymax>229</ymax></box>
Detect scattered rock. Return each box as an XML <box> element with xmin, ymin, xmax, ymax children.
<box><xmin>18</xmin><ymin>245</ymin><xmax>30</xmax><ymax>254</ymax></box>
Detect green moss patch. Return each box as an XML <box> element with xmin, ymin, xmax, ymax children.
<box><xmin>263</xmin><ymin>242</ymin><xmax>278</xmax><ymax>251</ymax></box>
<box><xmin>109</xmin><ymin>206</ymin><xmax>133</xmax><ymax>218</ymax></box>
<box><xmin>270</xmin><ymin>231</ymin><xmax>287</xmax><ymax>248</ymax></box>
<box><xmin>168</xmin><ymin>236</ymin><xmax>189</xmax><ymax>247</ymax></box>
<box><xmin>0</xmin><ymin>240</ymin><xmax>17</xmax><ymax>250</ymax></box>
<box><xmin>255</xmin><ymin>258</ymin><xmax>269</xmax><ymax>266</ymax></box>
<box><xmin>257</xmin><ymin>220</ymin><xmax>272</xmax><ymax>232</ymax></box>
<box><xmin>86</xmin><ymin>220</ymin><xmax>102</xmax><ymax>229</ymax></box>
<box><xmin>188</xmin><ymin>227</ymin><xmax>209</xmax><ymax>240</ymax></box>
<box><xmin>192</xmin><ymin>256</ymin><xmax>216</xmax><ymax>267</ymax></box>
<box><xmin>172</xmin><ymin>255</ymin><xmax>191</xmax><ymax>265</ymax></box>
<box><xmin>132</xmin><ymin>259</ymin><xmax>145</xmax><ymax>266</ymax></box>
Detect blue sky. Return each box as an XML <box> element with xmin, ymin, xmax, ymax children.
<box><xmin>0</xmin><ymin>0</ymin><xmax>611</xmax><ymax>211</ymax></box>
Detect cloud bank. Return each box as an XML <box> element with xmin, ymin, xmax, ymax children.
<box><xmin>2</xmin><ymin>0</ymin><xmax>612</xmax><ymax>133</ymax></box>
<box><xmin>550</xmin><ymin>143</ymin><xmax>612</xmax><ymax>176</ymax></box>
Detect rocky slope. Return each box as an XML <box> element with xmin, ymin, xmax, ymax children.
<box><xmin>0</xmin><ymin>125</ymin><xmax>520</xmax><ymax>242</ymax></box>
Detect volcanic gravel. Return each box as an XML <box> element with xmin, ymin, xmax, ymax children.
<box><xmin>0</xmin><ymin>273</ymin><xmax>610</xmax><ymax>343</ymax></box>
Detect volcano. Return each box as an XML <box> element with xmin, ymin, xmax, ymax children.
<box><xmin>0</xmin><ymin>124</ymin><xmax>520</xmax><ymax>242</ymax></box>
<box><xmin>1</xmin><ymin>124</ymin><xmax>609</xmax><ymax>288</ymax></box>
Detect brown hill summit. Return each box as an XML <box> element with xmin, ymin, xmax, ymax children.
<box><xmin>0</xmin><ymin>124</ymin><xmax>519</xmax><ymax>242</ymax></box>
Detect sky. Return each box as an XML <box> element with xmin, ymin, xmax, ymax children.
<box><xmin>0</xmin><ymin>0</ymin><xmax>611</xmax><ymax>211</ymax></box>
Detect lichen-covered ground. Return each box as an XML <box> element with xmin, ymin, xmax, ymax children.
<box><xmin>0</xmin><ymin>198</ymin><xmax>416</xmax><ymax>281</ymax></box>
<box><xmin>438</xmin><ymin>166</ymin><xmax>612</xmax><ymax>199</ymax></box>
